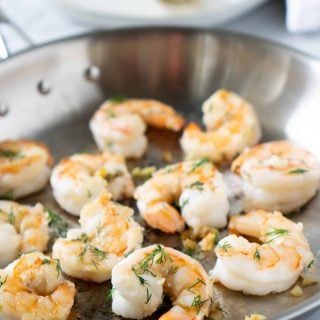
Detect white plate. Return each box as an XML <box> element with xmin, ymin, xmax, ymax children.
<box><xmin>52</xmin><ymin>0</ymin><xmax>269</xmax><ymax>27</ymax></box>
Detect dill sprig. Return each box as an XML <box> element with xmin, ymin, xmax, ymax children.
<box><xmin>7</xmin><ymin>208</ymin><xmax>15</xmax><ymax>225</ymax></box>
<box><xmin>106</xmin><ymin>287</ymin><xmax>116</xmax><ymax>301</ymax></box>
<box><xmin>188</xmin><ymin>181</ymin><xmax>204</xmax><ymax>190</ymax></box>
<box><xmin>55</xmin><ymin>259</ymin><xmax>62</xmax><ymax>278</ymax></box>
<box><xmin>189</xmin><ymin>158</ymin><xmax>210</xmax><ymax>173</ymax></box>
<box><xmin>288</xmin><ymin>168</ymin><xmax>308</xmax><ymax>174</ymax></box>
<box><xmin>217</xmin><ymin>241</ymin><xmax>232</xmax><ymax>252</ymax></box>
<box><xmin>41</xmin><ymin>258</ymin><xmax>51</xmax><ymax>265</ymax></box>
<box><xmin>265</xmin><ymin>228</ymin><xmax>289</xmax><ymax>243</ymax></box>
<box><xmin>145</xmin><ymin>287</ymin><xmax>152</xmax><ymax>304</ymax></box>
<box><xmin>179</xmin><ymin>197</ymin><xmax>189</xmax><ymax>210</ymax></box>
<box><xmin>0</xmin><ymin>189</ymin><xmax>14</xmax><ymax>200</ymax></box>
<box><xmin>0</xmin><ymin>275</ymin><xmax>7</xmax><ymax>288</ymax></box>
<box><xmin>168</xmin><ymin>265</ymin><xmax>179</xmax><ymax>274</ymax></box>
<box><xmin>308</xmin><ymin>260</ymin><xmax>315</xmax><ymax>268</ymax></box>
<box><xmin>0</xmin><ymin>149</ymin><xmax>20</xmax><ymax>159</ymax></box>
<box><xmin>254</xmin><ymin>249</ymin><xmax>261</xmax><ymax>263</ymax></box>
<box><xmin>46</xmin><ymin>209</ymin><xmax>68</xmax><ymax>238</ymax></box>
<box><xmin>131</xmin><ymin>244</ymin><xmax>177</xmax><ymax>304</ymax></box>
<box><xmin>134</xmin><ymin>244</ymin><xmax>171</xmax><ymax>277</ymax></box>
<box><xmin>109</xmin><ymin>95</ymin><xmax>127</xmax><ymax>103</ymax></box>
<box><xmin>191</xmin><ymin>294</ymin><xmax>209</xmax><ymax>315</ymax></box>
<box><xmin>187</xmin><ymin>278</ymin><xmax>206</xmax><ymax>294</ymax></box>
<box><xmin>76</xmin><ymin>234</ymin><xmax>108</xmax><ymax>269</ymax></box>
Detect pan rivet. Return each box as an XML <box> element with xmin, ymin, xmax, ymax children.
<box><xmin>38</xmin><ymin>80</ymin><xmax>51</xmax><ymax>95</ymax></box>
<box><xmin>85</xmin><ymin>65</ymin><xmax>100</xmax><ymax>81</ymax></box>
<box><xmin>0</xmin><ymin>101</ymin><xmax>9</xmax><ymax>116</ymax></box>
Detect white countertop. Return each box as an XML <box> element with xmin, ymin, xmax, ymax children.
<box><xmin>1</xmin><ymin>1</ymin><xmax>320</xmax><ymax>319</ymax></box>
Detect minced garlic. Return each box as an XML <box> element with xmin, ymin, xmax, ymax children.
<box><xmin>162</xmin><ymin>151</ymin><xmax>173</xmax><ymax>163</ymax></box>
<box><xmin>199</xmin><ymin>232</ymin><xmax>216</xmax><ymax>251</ymax></box>
<box><xmin>244</xmin><ymin>314</ymin><xmax>266</xmax><ymax>320</ymax></box>
<box><xmin>289</xmin><ymin>285</ymin><xmax>303</xmax><ymax>297</ymax></box>
<box><xmin>302</xmin><ymin>275</ymin><xmax>318</xmax><ymax>287</ymax></box>
<box><xmin>95</xmin><ymin>168</ymin><xmax>107</xmax><ymax>178</ymax></box>
<box><xmin>182</xmin><ymin>238</ymin><xmax>197</xmax><ymax>251</ymax></box>
<box><xmin>131</xmin><ymin>166</ymin><xmax>156</xmax><ymax>178</ymax></box>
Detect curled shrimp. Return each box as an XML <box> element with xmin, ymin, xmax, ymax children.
<box><xmin>210</xmin><ymin>210</ymin><xmax>314</xmax><ymax>295</ymax></box>
<box><xmin>0</xmin><ymin>252</ymin><xmax>76</xmax><ymax>320</ymax></box>
<box><xmin>52</xmin><ymin>191</ymin><xmax>143</xmax><ymax>282</ymax></box>
<box><xmin>0</xmin><ymin>200</ymin><xmax>49</xmax><ymax>268</ymax></box>
<box><xmin>0</xmin><ymin>140</ymin><xmax>52</xmax><ymax>199</ymax></box>
<box><xmin>89</xmin><ymin>99</ymin><xmax>185</xmax><ymax>158</ymax></box>
<box><xmin>111</xmin><ymin>244</ymin><xmax>213</xmax><ymax>319</ymax></box>
<box><xmin>181</xmin><ymin>89</ymin><xmax>261</xmax><ymax>163</ymax></box>
<box><xmin>134</xmin><ymin>158</ymin><xmax>229</xmax><ymax>234</ymax></box>
<box><xmin>232</xmin><ymin>140</ymin><xmax>320</xmax><ymax>213</ymax></box>
<box><xmin>50</xmin><ymin>152</ymin><xmax>134</xmax><ymax>216</ymax></box>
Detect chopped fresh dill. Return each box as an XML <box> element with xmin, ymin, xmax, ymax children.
<box><xmin>96</xmin><ymin>221</ymin><xmax>102</xmax><ymax>237</ymax></box>
<box><xmin>0</xmin><ymin>149</ymin><xmax>20</xmax><ymax>159</ymax></box>
<box><xmin>254</xmin><ymin>249</ymin><xmax>261</xmax><ymax>262</ymax></box>
<box><xmin>109</xmin><ymin>95</ymin><xmax>127</xmax><ymax>103</ymax></box>
<box><xmin>86</xmin><ymin>190</ymin><xmax>92</xmax><ymax>198</ymax></box>
<box><xmin>76</xmin><ymin>235</ymin><xmax>108</xmax><ymax>270</ymax></box>
<box><xmin>188</xmin><ymin>181</ymin><xmax>204</xmax><ymax>190</ymax></box>
<box><xmin>46</xmin><ymin>209</ymin><xmax>68</xmax><ymax>238</ymax></box>
<box><xmin>179</xmin><ymin>197</ymin><xmax>189</xmax><ymax>210</ymax></box>
<box><xmin>0</xmin><ymin>189</ymin><xmax>14</xmax><ymax>200</ymax></box>
<box><xmin>0</xmin><ymin>276</ymin><xmax>7</xmax><ymax>288</ymax></box>
<box><xmin>41</xmin><ymin>258</ymin><xmax>51</xmax><ymax>265</ymax></box>
<box><xmin>7</xmin><ymin>208</ymin><xmax>15</xmax><ymax>225</ymax></box>
<box><xmin>191</xmin><ymin>294</ymin><xmax>208</xmax><ymax>315</ymax></box>
<box><xmin>217</xmin><ymin>241</ymin><xmax>232</xmax><ymax>252</ymax></box>
<box><xmin>265</xmin><ymin>228</ymin><xmax>289</xmax><ymax>243</ymax></box>
<box><xmin>105</xmin><ymin>287</ymin><xmax>116</xmax><ymax>301</ymax></box>
<box><xmin>76</xmin><ymin>233</ymin><xmax>89</xmax><ymax>243</ymax></box>
<box><xmin>55</xmin><ymin>259</ymin><xmax>62</xmax><ymax>278</ymax></box>
<box><xmin>91</xmin><ymin>258</ymin><xmax>99</xmax><ymax>270</ymax></box>
<box><xmin>288</xmin><ymin>168</ymin><xmax>308</xmax><ymax>174</ymax></box>
<box><xmin>145</xmin><ymin>287</ymin><xmax>152</xmax><ymax>304</ymax></box>
<box><xmin>131</xmin><ymin>245</ymin><xmax>176</xmax><ymax>306</ymax></box>
<box><xmin>131</xmin><ymin>267</ymin><xmax>149</xmax><ymax>286</ymax></box>
<box><xmin>308</xmin><ymin>260</ymin><xmax>315</xmax><ymax>268</ymax></box>
<box><xmin>168</xmin><ymin>265</ymin><xmax>179</xmax><ymax>274</ymax></box>
<box><xmin>189</xmin><ymin>158</ymin><xmax>210</xmax><ymax>173</ymax></box>
<box><xmin>107</xmin><ymin>111</ymin><xmax>116</xmax><ymax>118</ymax></box>
<box><xmin>187</xmin><ymin>278</ymin><xmax>206</xmax><ymax>294</ymax></box>
<box><xmin>90</xmin><ymin>246</ymin><xmax>108</xmax><ymax>260</ymax></box>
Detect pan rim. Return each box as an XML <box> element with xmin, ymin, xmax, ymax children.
<box><xmin>1</xmin><ymin>26</ymin><xmax>320</xmax><ymax>320</ymax></box>
<box><xmin>1</xmin><ymin>26</ymin><xmax>320</xmax><ymax>65</ymax></box>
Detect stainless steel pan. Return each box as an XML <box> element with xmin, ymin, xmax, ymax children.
<box><xmin>1</xmin><ymin>28</ymin><xmax>320</xmax><ymax>320</ymax></box>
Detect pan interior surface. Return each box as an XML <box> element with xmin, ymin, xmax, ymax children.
<box><xmin>1</xmin><ymin>29</ymin><xmax>320</xmax><ymax>320</ymax></box>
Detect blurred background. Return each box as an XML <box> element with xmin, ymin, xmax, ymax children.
<box><xmin>1</xmin><ymin>0</ymin><xmax>320</xmax><ymax>59</ymax></box>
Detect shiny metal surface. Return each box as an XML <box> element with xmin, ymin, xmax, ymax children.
<box><xmin>1</xmin><ymin>28</ymin><xmax>320</xmax><ymax>320</ymax></box>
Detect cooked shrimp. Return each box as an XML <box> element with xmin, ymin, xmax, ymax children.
<box><xmin>51</xmin><ymin>152</ymin><xmax>134</xmax><ymax>216</ymax></box>
<box><xmin>181</xmin><ymin>89</ymin><xmax>261</xmax><ymax>162</ymax></box>
<box><xmin>0</xmin><ymin>140</ymin><xmax>52</xmax><ymax>199</ymax></box>
<box><xmin>134</xmin><ymin>158</ymin><xmax>229</xmax><ymax>233</ymax></box>
<box><xmin>52</xmin><ymin>191</ymin><xmax>143</xmax><ymax>282</ymax></box>
<box><xmin>89</xmin><ymin>99</ymin><xmax>185</xmax><ymax>158</ymax></box>
<box><xmin>0</xmin><ymin>252</ymin><xmax>75</xmax><ymax>320</ymax></box>
<box><xmin>210</xmin><ymin>210</ymin><xmax>314</xmax><ymax>295</ymax></box>
<box><xmin>0</xmin><ymin>200</ymin><xmax>49</xmax><ymax>268</ymax></box>
<box><xmin>111</xmin><ymin>244</ymin><xmax>212</xmax><ymax>319</ymax></box>
<box><xmin>232</xmin><ymin>140</ymin><xmax>320</xmax><ymax>213</ymax></box>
